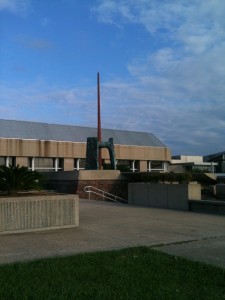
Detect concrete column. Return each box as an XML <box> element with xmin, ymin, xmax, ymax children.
<box><xmin>163</xmin><ymin>162</ymin><xmax>168</xmax><ymax>173</ymax></box>
<box><xmin>16</xmin><ymin>157</ymin><xmax>29</xmax><ymax>168</ymax></box>
<box><xmin>55</xmin><ymin>158</ymin><xmax>59</xmax><ymax>171</ymax></box>
<box><xmin>6</xmin><ymin>157</ymin><xmax>10</xmax><ymax>167</ymax></box>
<box><xmin>139</xmin><ymin>161</ymin><xmax>147</xmax><ymax>172</ymax></box>
<box><xmin>77</xmin><ymin>158</ymin><xmax>80</xmax><ymax>170</ymax></box>
<box><xmin>63</xmin><ymin>158</ymin><xmax>74</xmax><ymax>171</ymax></box>
<box><xmin>32</xmin><ymin>157</ymin><xmax>35</xmax><ymax>171</ymax></box>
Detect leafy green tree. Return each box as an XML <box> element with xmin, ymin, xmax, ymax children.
<box><xmin>0</xmin><ymin>165</ymin><xmax>42</xmax><ymax>196</ymax></box>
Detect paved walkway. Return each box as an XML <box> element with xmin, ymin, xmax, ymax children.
<box><xmin>0</xmin><ymin>199</ymin><xmax>225</xmax><ymax>268</ymax></box>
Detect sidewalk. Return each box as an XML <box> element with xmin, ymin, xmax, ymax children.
<box><xmin>0</xmin><ymin>199</ymin><xmax>225</xmax><ymax>268</ymax></box>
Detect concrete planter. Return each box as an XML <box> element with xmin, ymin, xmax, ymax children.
<box><xmin>0</xmin><ymin>194</ymin><xmax>79</xmax><ymax>234</ymax></box>
<box><xmin>128</xmin><ymin>183</ymin><xmax>201</xmax><ymax>211</ymax></box>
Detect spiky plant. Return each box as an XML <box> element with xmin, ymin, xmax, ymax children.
<box><xmin>0</xmin><ymin>165</ymin><xmax>42</xmax><ymax>196</ymax></box>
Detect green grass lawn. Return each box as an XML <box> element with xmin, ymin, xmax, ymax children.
<box><xmin>0</xmin><ymin>247</ymin><xmax>224</xmax><ymax>300</ymax></box>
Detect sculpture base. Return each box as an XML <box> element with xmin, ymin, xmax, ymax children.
<box><xmin>78</xmin><ymin>170</ymin><xmax>121</xmax><ymax>180</ymax></box>
<box><xmin>40</xmin><ymin>170</ymin><xmax>128</xmax><ymax>200</ymax></box>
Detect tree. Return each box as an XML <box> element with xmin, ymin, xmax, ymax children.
<box><xmin>0</xmin><ymin>165</ymin><xmax>42</xmax><ymax>196</ymax></box>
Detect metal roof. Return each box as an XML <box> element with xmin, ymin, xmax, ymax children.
<box><xmin>0</xmin><ymin>119</ymin><xmax>166</xmax><ymax>147</ymax></box>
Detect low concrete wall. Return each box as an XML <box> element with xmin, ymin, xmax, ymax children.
<box><xmin>0</xmin><ymin>194</ymin><xmax>79</xmax><ymax>234</ymax></box>
<box><xmin>189</xmin><ymin>199</ymin><xmax>225</xmax><ymax>215</ymax></box>
<box><xmin>215</xmin><ymin>184</ymin><xmax>225</xmax><ymax>199</ymax></box>
<box><xmin>128</xmin><ymin>183</ymin><xmax>201</xmax><ymax>211</ymax></box>
<box><xmin>207</xmin><ymin>184</ymin><xmax>225</xmax><ymax>200</ymax></box>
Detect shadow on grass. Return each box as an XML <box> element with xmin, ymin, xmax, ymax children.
<box><xmin>0</xmin><ymin>247</ymin><xmax>224</xmax><ymax>300</ymax></box>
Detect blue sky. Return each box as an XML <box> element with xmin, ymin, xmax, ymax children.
<box><xmin>0</xmin><ymin>0</ymin><xmax>225</xmax><ymax>156</ymax></box>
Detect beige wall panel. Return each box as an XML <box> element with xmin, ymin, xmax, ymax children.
<box><xmin>0</xmin><ymin>139</ymin><xmax>87</xmax><ymax>158</ymax></box>
<box><xmin>101</xmin><ymin>148</ymin><xmax>110</xmax><ymax>159</ymax></box>
<box><xmin>0</xmin><ymin>140</ymin><xmax>8</xmax><ymax>155</ymax></box>
<box><xmin>139</xmin><ymin>161</ymin><xmax>147</xmax><ymax>172</ymax></box>
<box><xmin>63</xmin><ymin>158</ymin><xmax>74</xmax><ymax>171</ymax></box>
<box><xmin>114</xmin><ymin>145</ymin><xmax>171</xmax><ymax>161</ymax></box>
<box><xmin>70</xmin><ymin>143</ymin><xmax>86</xmax><ymax>158</ymax></box>
<box><xmin>0</xmin><ymin>139</ymin><xmax>18</xmax><ymax>156</ymax></box>
<box><xmin>168</xmin><ymin>165</ymin><xmax>185</xmax><ymax>173</ymax></box>
<box><xmin>0</xmin><ymin>138</ymin><xmax>171</xmax><ymax>162</ymax></box>
<box><xmin>16</xmin><ymin>157</ymin><xmax>28</xmax><ymax>167</ymax></box>
<box><xmin>51</xmin><ymin>142</ymin><xmax>86</xmax><ymax>158</ymax></box>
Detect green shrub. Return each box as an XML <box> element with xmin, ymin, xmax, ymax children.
<box><xmin>116</xmin><ymin>164</ymin><xmax>131</xmax><ymax>172</ymax></box>
<box><xmin>0</xmin><ymin>165</ymin><xmax>42</xmax><ymax>196</ymax></box>
<box><xmin>103</xmin><ymin>163</ymin><xmax>113</xmax><ymax>170</ymax></box>
<box><xmin>123</xmin><ymin>172</ymin><xmax>192</xmax><ymax>183</ymax></box>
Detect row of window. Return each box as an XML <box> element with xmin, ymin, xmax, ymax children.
<box><xmin>28</xmin><ymin>158</ymin><xmax>63</xmax><ymax>171</ymax></box>
<box><xmin>113</xmin><ymin>160</ymin><xmax>167</xmax><ymax>172</ymax></box>
<box><xmin>0</xmin><ymin>156</ymin><xmax>168</xmax><ymax>172</ymax></box>
<box><xmin>0</xmin><ymin>157</ymin><xmax>15</xmax><ymax>167</ymax></box>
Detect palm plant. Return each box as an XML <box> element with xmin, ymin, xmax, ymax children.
<box><xmin>0</xmin><ymin>165</ymin><xmax>42</xmax><ymax>196</ymax></box>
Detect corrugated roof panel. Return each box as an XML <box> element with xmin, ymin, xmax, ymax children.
<box><xmin>0</xmin><ymin>119</ymin><xmax>166</xmax><ymax>147</ymax></box>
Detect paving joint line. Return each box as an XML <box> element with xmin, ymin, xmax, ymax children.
<box><xmin>150</xmin><ymin>235</ymin><xmax>225</xmax><ymax>248</ymax></box>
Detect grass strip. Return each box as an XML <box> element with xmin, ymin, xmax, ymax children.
<box><xmin>0</xmin><ymin>246</ymin><xmax>224</xmax><ymax>300</ymax></box>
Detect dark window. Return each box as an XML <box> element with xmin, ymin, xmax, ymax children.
<box><xmin>74</xmin><ymin>158</ymin><xmax>86</xmax><ymax>169</ymax></box>
<box><xmin>35</xmin><ymin>158</ymin><xmax>54</xmax><ymax>168</ymax></box>
<box><xmin>151</xmin><ymin>161</ymin><xmax>164</xmax><ymax>170</ymax></box>
<box><xmin>0</xmin><ymin>157</ymin><xmax>5</xmax><ymax>166</ymax></box>
<box><xmin>0</xmin><ymin>157</ymin><xmax>15</xmax><ymax>167</ymax></box>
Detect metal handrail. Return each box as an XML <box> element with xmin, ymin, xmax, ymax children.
<box><xmin>84</xmin><ymin>186</ymin><xmax>127</xmax><ymax>204</ymax></box>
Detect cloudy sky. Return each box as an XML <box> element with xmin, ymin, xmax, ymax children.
<box><xmin>0</xmin><ymin>0</ymin><xmax>225</xmax><ymax>156</ymax></box>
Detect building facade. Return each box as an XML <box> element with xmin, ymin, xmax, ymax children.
<box><xmin>169</xmin><ymin>155</ymin><xmax>217</xmax><ymax>173</ymax></box>
<box><xmin>0</xmin><ymin>119</ymin><xmax>171</xmax><ymax>172</ymax></box>
<box><xmin>204</xmin><ymin>152</ymin><xmax>225</xmax><ymax>173</ymax></box>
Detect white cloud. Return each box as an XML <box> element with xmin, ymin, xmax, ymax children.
<box><xmin>0</xmin><ymin>0</ymin><xmax>30</xmax><ymax>15</ymax></box>
<box><xmin>41</xmin><ymin>17</ymin><xmax>50</xmax><ymax>27</ymax></box>
<box><xmin>1</xmin><ymin>0</ymin><xmax>224</xmax><ymax>155</ymax></box>
<box><xmin>1</xmin><ymin>69</ymin><xmax>224</xmax><ymax>155</ymax></box>
<box><xmin>94</xmin><ymin>0</ymin><xmax>225</xmax><ymax>53</ymax></box>
<box><xmin>0</xmin><ymin>80</ymin><xmax>98</xmax><ymax>127</ymax></box>
<box><xmin>92</xmin><ymin>0</ymin><xmax>225</xmax><ymax>154</ymax></box>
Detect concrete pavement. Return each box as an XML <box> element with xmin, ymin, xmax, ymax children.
<box><xmin>0</xmin><ymin>199</ymin><xmax>225</xmax><ymax>268</ymax></box>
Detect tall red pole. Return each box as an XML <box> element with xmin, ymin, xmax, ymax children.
<box><xmin>97</xmin><ymin>72</ymin><xmax>102</xmax><ymax>169</ymax></box>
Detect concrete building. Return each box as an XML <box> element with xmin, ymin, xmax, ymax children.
<box><xmin>169</xmin><ymin>155</ymin><xmax>217</xmax><ymax>173</ymax></box>
<box><xmin>0</xmin><ymin>119</ymin><xmax>171</xmax><ymax>172</ymax></box>
<box><xmin>204</xmin><ymin>152</ymin><xmax>225</xmax><ymax>173</ymax></box>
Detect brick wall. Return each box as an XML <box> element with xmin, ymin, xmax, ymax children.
<box><xmin>40</xmin><ymin>171</ymin><xmax>129</xmax><ymax>202</ymax></box>
<box><xmin>76</xmin><ymin>179</ymin><xmax>129</xmax><ymax>201</ymax></box>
